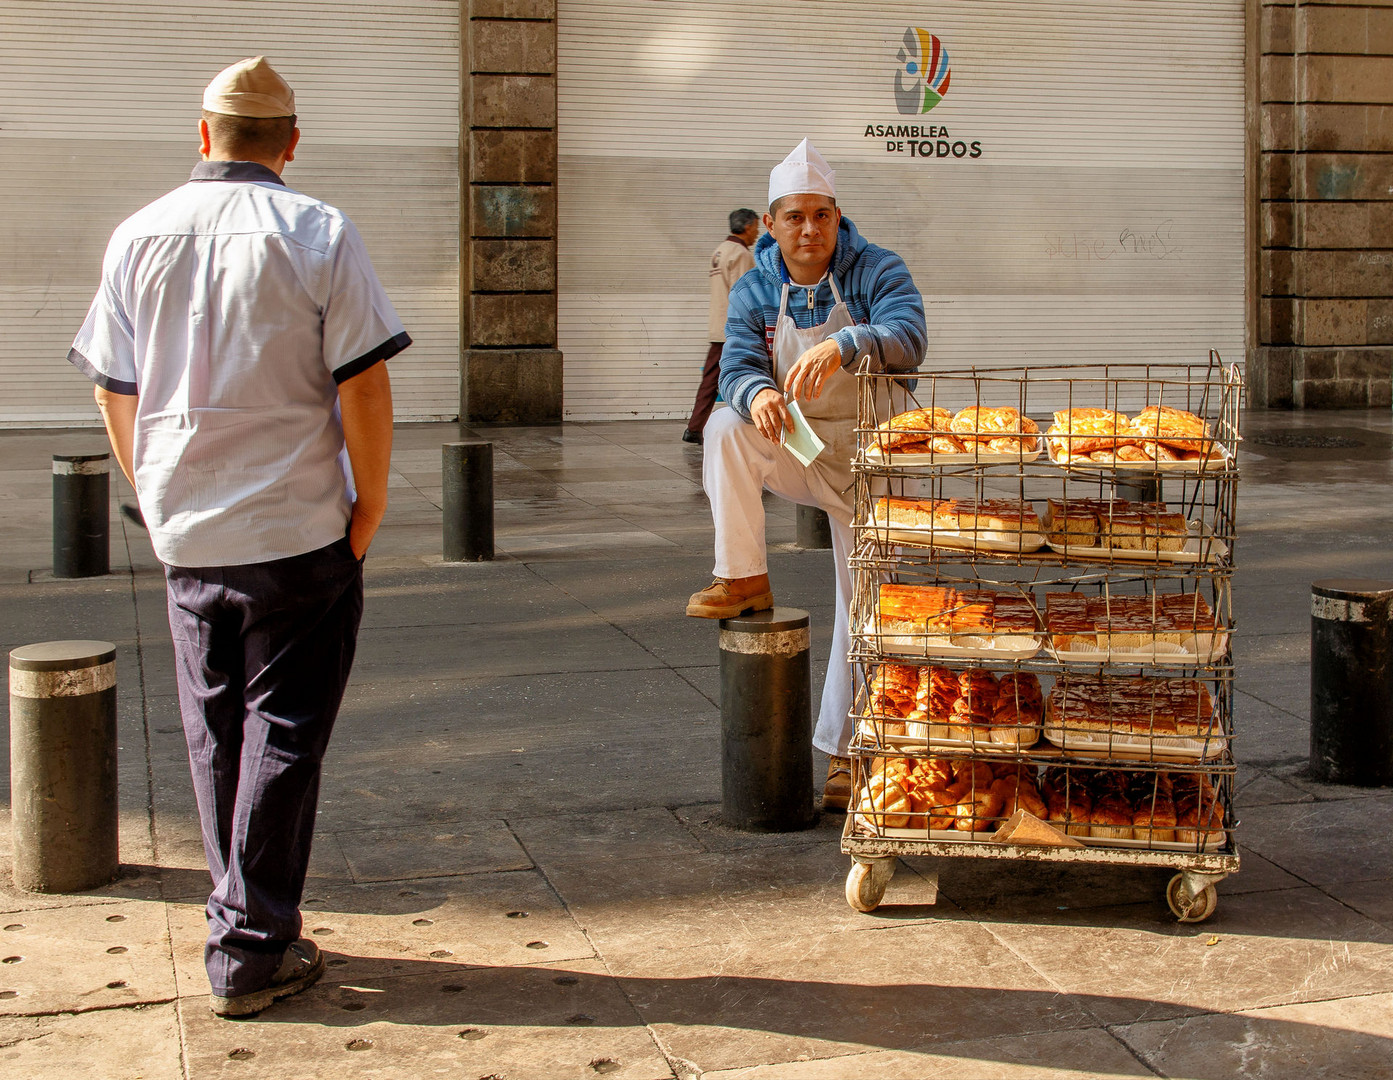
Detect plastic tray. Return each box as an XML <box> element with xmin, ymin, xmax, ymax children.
<box><xmin>858</xmin><ymin>622</ymin><xmax>1043</xmax><ymax>661</ymax></box>
<box><xmin>855</xmin><ymin>719</ymin><xmax>1040</xmax><ymax>754</ymax></box>
<box><xmin>1048</xmin><ymin>632</ymin><xmax>1230</xmax><ymax>667</ymax></box>
<box><xmin>1046</xmin><ymin>441</ymin><xmax>1232</xmax><ymax>473</ymax></box>
<box><xmin>863</xmin><ymin>523</ymin><xmax>1049</xmax><ymax>553</ymax></box>
<box><xmin>864</xmin><ymin>432</ymin><xmax>1043</xmax><ymax>467</ymax></box>
<box><xmin>1041</xmin><ymin>723</ymin><xmax>1229</xmax><ymax>762</ymax></box>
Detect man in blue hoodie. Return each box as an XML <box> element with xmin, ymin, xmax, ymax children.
<box><xmin>685</xmin><ymin>139</ymin><xmax>926</xmax><ymax>810</ymax></box>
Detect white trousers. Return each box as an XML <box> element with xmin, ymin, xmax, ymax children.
<box><xmin>702</xmin><ymin>408</ymin><xmax>856</xmax><ymax>756</ymax></box>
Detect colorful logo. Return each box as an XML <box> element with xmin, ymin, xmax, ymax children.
<box><xmin>895</xmin><ymin>28</ymin><xmax>950</xmax><ymax>115</ymax></box>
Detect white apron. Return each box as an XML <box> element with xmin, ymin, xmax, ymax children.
<box><xmin>771</xmin><ymin>276</ymin><xmax>860</xmax><ymax>520</ymax></box>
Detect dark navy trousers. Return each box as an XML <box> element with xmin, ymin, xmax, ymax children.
<box><xmin>164</xmin><ymin>536</ymin><xmax>363</xmax><ymax>997</ymax></box>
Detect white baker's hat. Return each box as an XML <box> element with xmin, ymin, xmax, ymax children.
<box><xmin>767</xmin><ymin>138</ymin><xmax>836</xmax><ymax>205</ymax></box>
<box><xmin>202</xmin><ymin>56</ymin><xmax>295</xmax><ymax>118</ymax></box>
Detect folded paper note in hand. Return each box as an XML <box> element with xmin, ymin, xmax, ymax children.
<box><xmin>782</xmin><ymin>399</ymin><xmax>825</xmax><ymax>467</ymax></box>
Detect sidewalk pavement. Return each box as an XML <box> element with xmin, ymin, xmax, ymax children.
<box><xmin>2</xmin><ymin>410</ymin><xmax>1393</xmax><ymax>1080</ymax></box>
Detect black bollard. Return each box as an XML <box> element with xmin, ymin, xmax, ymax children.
<box><xmin>1114</xmin><ymin>476</ymin><xmax>1162</xmax><ymax>504</ymax></box>
<box><xmin>1310</xmin><ymin>579</ymin><xmax>1393</xmax><ymax>786</ymax></box>
<box><xmin>718</xmin><ymin>607</ymin><xmax>817</xmax><ymax>831</ymax></box>
<box><xmin>442</xmin><ymin>441</ymin><xmax>494</xmax><ymax>562</ymax></box>
<box><xmin>9</xmin><ymin>640</ymin><xmax>120</xmax><ymax>892</ymax></box>
<box><xmin>795</xmin><ymin>504</ymin><xmax>833</xmax><ymax>549</ymax></box>
<box><xmin>52</xmin><ymin>452</ymin><xmax>110</xmax><ymax>578</ymax></box>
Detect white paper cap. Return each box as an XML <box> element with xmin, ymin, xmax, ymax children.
<box><xmin>203</xmin><ymin>56</ymin><xmax>295</xmax><ymax>118</ymax></box>
<box><xmin>767</xmin><ymin>138</ymin><xmax>836</xmax><ymax>205</ymax></box>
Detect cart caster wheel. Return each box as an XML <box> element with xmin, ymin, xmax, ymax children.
<box><xmin>846</xmin><ymin>858</ymin><xmax>895</xmax><ymax>913</ymax></box>
<box><xmin>1166</xmin><ymin>873</ymin><xmax>1219</xmax><ymax>923</ymax></box>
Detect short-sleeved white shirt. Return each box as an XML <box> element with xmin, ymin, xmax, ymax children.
<box><xmin>69</xmin><ymin>161</ymin><xmax>410</xmax><ymax>567</ymax></box>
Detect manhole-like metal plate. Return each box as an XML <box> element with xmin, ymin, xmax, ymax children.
<box><xmin>1248</xmin><ymin>433</ymin><xmax>1364</xmax><ymax>449</ymax></box>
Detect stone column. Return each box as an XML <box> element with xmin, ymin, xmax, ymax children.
<box><xmin>1252</xmin><ymin>0</ymin><xmax>1393</xmax><ymax>408</ymax></box>
<box><xmin>463</xmin><ymin>1</ymin><xmax>562</xmax><ymax>422</ymax></box>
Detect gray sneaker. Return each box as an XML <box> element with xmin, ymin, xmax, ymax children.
<box><xmin>210</xmin><ymin>938</ymin><xmax>326</xmax><ymax>1018</ymax></box>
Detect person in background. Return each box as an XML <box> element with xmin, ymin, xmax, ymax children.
<box><xmin>69</xmin><ymin>56</ymin><xmax>408</xmax><ymax>1018</ymax></box>
<box><xmin>683</xmin><ymin>208</ymin><xmax>760</xmax><ymax>444</ymax></box>
<box><xmin>685</xmin><ymin>140</ymin><xmax>926</xmax><ymax>811</ymax></box>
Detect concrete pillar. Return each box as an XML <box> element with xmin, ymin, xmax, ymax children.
<box><xmin>463</xmin><ymin>1</ymin><xmax>562</xmax><ymax>422</ymax></box>
<box><xmin>718</xmin><ymin>608</ymin><xmax>817</xmax><ymax>832</ymax></box>
<box><xmin>443</xmin><ymin>441</ymin><xmax>495</xmax><ymax>561</ymax></box>
<box><xmin>52</xmin><ymin>453</ymin><xmax>109</xmax><ymax>578</ymax></box>
<box><xmin>1310</xmin><ymin>579</ymin><xmax>1393</xmax><ymax>786</ymax></box>
<box><xmin>1251</xmin><ymin>0</ymin><xmax>1393</xmax><ymax>408</ymax></box>
<box><xmin>9</xmin><ymin>641</ymin><xmax>120</xmax><ymax>892</ymax></box>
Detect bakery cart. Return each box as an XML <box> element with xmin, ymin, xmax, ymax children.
<box><xmin>840</xmin><ymin>358</ymin><xmax>1241</xmax><ymax>923</ymax></box>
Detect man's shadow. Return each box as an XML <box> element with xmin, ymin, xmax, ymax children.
<box><xmin>226</xmin><ymin>955</ymin><xmax>1393</xmax><ymax>1079</ymax></box>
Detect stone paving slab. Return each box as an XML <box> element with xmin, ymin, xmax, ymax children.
<box><xmin>0</xmin><ymin>1001</ymin><xmax>183</xmax><ymax>1080</ymax></box>
<box><xmin>177</xmin><ymin>959</ymin><xmax>674</xmax><ymax>1080</ymax></box>
<box><xmin>1240</xmin><ymin>794</ymin><xmax>1393</xmax><ymax>883</ymax></box>
<box><xmin>611</xmin><ymin>924</ymin><xmax>1096</xmax><ymax>1073</ymax></box>
<box><xmin>980</xmin><ymin>885</ymin><xmax>1393</xmax><ymax>1026</ymax></box>
<box><xmin>1113</xmin><ymin>991</ymin><xmax>1393</xmax><ymax>1079</ymax></box>
<box><xmin>337</xmin><ymin>819</ymin><xmax>533</xmax><ymax>883</ymax></box>
<box><xmin>699</xmin><ymin>1027</ymin><xmax>1154</xmax><ymax>1079</ymax></box>
<box><xmin>0</xmin><ymin>899</ymin><xmax>175</xmax><ymax>1016</ymax></box>
<box><xmin>541</xmin><ymin>842</ymin><xmax>945</xmax><ymax>969</ymax></box>
<box><xmin>511</xmin><ymin>807</ymin><xmax>706</xmax><ymax>866</ymax></box>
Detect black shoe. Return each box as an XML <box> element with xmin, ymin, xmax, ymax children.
<box><xmin>681</xmin><ymin>429</ymin><xmax>703</xmax><ymax>445</ymax></box>
<box><xmin>210</xmin><ymin>938</ymin><xmax>325</xmax><ymax>1018</ymax></box>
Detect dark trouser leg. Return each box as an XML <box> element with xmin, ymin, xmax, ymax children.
<box><xmin>166</xmin><ymin>538</ymin><xmax>363</xmax><ymax>997</ymax></box>
<box><xmin>167</xmin><ymin>569</ymin><xmax>247</xmax><ymax>890</ymax></box>
<box><xmin>686</xmin><ymin>341</ymin><xmax>724</xmax><ymax>434</ymax></box>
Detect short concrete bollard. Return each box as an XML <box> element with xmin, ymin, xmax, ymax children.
<box><xmin>52</xmin><ymin>452</ymin><xmax>110</xmax><ymax>578</ymax></box>
<box><xmin>9</xmin><ymin>641</ymin><xmax>120</xmax><ymax>892</ymax></box>
<box><xmin>795</xmin><ymin>504</ymin><xmax>833</xmax><ymax>549</ymax></box>
<box><xmin>442</xmin><ymin>441</ymin><xmax>494</xmax><ymax>562</ymax></box>
<box><xmin>1311</xmin><ymin>579</ymin><xmax>1393</xmax><ymax>786</ymax></box>
<box><xmin>718</xmin><ymin>607</ymin><xmax>817</xmax><ymax>831</ymax></box>
<box><xmin>1114</xmin><ymin>475</ymin><xmax>1162</xmax><ymax>505</ymax></box>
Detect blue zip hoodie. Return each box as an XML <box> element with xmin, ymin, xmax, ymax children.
<box><xmin>718</xmin><ymin>215</ymin><xmax>926</xmax><ymax>420</ymax></box>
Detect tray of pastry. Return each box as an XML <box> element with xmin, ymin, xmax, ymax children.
<box><xmin>1037</xmin><ymin>767</ymin><xmax>1227</xmax><ymax>849</ymax></box>
<box><xmin>855</xmin><ymin>664</ymin><xmax>1042</xmax><ymax>752</ymax></box>
<box><xmin>865</xmin><ymin>496</ymin><xmax>1048</xmax><ymax>553</ymax></box>
<box><xmin>852</xmin><ymin>756</ymin><xmax>1047</xmax><ymax>836</ymax></box>
<box><xmin>1045</xmin><ymin>406</ymin><xmax>1231</xmax><ymax>472</ymax></box>
<box><xmin>1042</xmin><ymin>673</ymin><xmax>1229</xmax><ymax>760</ymax></box>
<box><xmin>865</xmin><ymin>405</ymin><xmax>1042</xmax><ymax>465</ymax></box>
<box><xmin>862</xmin><ymin>583</ymin><xmax>1043</xmax><ymax>659</ymax></box>
<box><xmin>1044</xmin><ymin>592</ymin><xmax>1230</xmax><ymax>666</ymax></box>
<box><xmin>852</xmin><ymin>757</ymin><xmax>1226</xmax><ymax>849</ymax></box>
<box><xmin>1042</xmin><ymin>499</ymin><xmax>1230</xmax><ymax>565</ymax></box>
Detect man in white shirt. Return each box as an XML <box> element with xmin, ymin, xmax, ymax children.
<box><xmin>683</xmin><ymin>209</ymin><xmax>759</xmax><ymax>444</ymax></box>
<box><xmin>70</xmin><ymin>57</ymin><xmax>407</xmax><ymax>1018</ymax></box>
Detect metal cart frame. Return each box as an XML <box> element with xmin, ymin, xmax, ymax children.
<box><xmin>840</xmin><ymin>357</ymin><xmax>1242</xmax><ymax>922</ymax></box>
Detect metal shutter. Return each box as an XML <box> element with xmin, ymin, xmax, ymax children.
<box><xmin>0</xmin><ymin>1</ymin><xmax>459</xmax><ymax>426</ymax></box>
<box><xmin>558</xmin><ymin>0</ymin><xmax>1245</xmax><ymax>421</ymax></box>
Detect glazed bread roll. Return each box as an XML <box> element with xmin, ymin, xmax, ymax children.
<box><xmin>1046</xmin><ymin>408</ymin><xmax>1139</xmax><ymax>457</ymax></box>
<box><xmin>1131</xmin><ymin>405</ymin><xmax>1217</xmax><ymax>457</ymax></box>
<box><xmin>990</xmin><ymin>671</ymin><xmax>1043</xmax><ymax>748</ymax></box>
<box><xmin>1127</xmin><ymin>771</ymin><xmax>1177</xmax><ymax>844</ymax></box>
<box><xmin>874</xmin><ymin>407</ymin><xmax>965</xmax><ymax>454</ymax></box>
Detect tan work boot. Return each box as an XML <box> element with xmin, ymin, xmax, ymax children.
<box><xmin>822</xmin><ymin>756</ymin><xmax>853</xmax><ymax>813</ymax></box>
<box><xmin>685</xmin><ymin>574</ymin><xmax>773</xmax><ymax>619</ymax></box>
